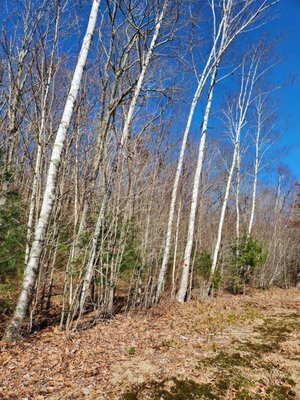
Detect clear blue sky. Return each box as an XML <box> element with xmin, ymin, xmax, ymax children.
<box><xmin>271</xmin><ymin>0</ymin><xmax>300</xmax><ymax>179</ymax></box>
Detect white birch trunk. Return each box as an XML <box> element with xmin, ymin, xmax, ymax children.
<box><xmin>171</xmin><ymin>199</ymin><xmax>182</xmax><ymax>298</ymax></box>
<box><xmin>3</xmin><ymin>0</ymin><xmax>100</xmax><ymax>341</ymax></box>
<box><xmin>236</xmin><ymin>144</ymin><xmax>241</xmax><ymax>241</ymax></box>
<box><xmin>155</xmin><ymin>80</ymin><xmax>204</xmax><ymax>302</ymax></box>
<box><xmin>209</xmin><ymin>56</ymin><xmax>259</xmax><ymax>283</ymax></box>
<box><xmin>210</xmin><ymin>138</ymin><xmax>240</xmax><ymax>277</ymax></box>
<box><xmin>176</xmin><ymin>66</ymin><xmax>218</xmax><ymax>303</ymax></box>
<box><xmin>78</xmin><ymin>0</ymin><xmax>170</xmax><ymax>313</ymax></box>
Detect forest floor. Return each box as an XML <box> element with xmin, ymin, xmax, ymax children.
<box><xmin>1</xmin><ymin>288</ymin><xmax>300</xmax><ymax>400</ymax></box>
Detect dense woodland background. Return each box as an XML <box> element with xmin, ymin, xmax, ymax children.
<box><xmin>0</xmin><ymin>0</ymin><xmax>299</xmax><ymax>340</ymax></box>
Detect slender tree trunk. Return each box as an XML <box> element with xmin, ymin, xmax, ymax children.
<box><xmin>176</xmin><ymin>65</ymin><xmax>218</xmax><ymax>303</ymax></box>
<box><xmin>236</xmin><ymin>144</ymin><xmax>241</xmax><ymax>241</ymax></box>
<box><xmin>235</xmin><ymin>143</ymin><xmax>241</xmax><ymax>268</ymax></box>
<box><xmin>210</xmin><ymin>138</ymin><xmax>240</xmax><ymax>278</ymax></box>
<box><xmin>209</xmin><ymin>56</ymin><xmax>259</xmax><ymax>286</ymax></box>
<box><xmin>155</xmin><ymin>64</ymin><xmax>216</xmax><ymax>302</ymax></box>
<box><xmin>3</xmin><ymin>0</ymin><xmax>100</xmax><ymax>341</ymax></box>
<box><xmin>156</xmin><ymin>82</ymin><xmax>203</xmax><ymax>302</ymax></box>
<box><xmin>171</xmin><ymin>199</ymin><xmax>182</xmax><ymax>298</ymax></box>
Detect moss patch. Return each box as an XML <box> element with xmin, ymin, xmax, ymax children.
<box><xmin>199</xmin><ymin>351</ymin><xmax>252</xmax><ymax>369</ymax></box>
<box><xmin>122</xmin><ymin>378</ymin><xmax>218</xmax><ymax>400</ymax></box>
<box><xmin>237</xmin><ymin>341</ymin><xmax>276</xmax><ymax>354</ymax></box>
<box><xmin>195</xmin><ymin>313</ymin><xmax>299</xmax><ymax>399</ymax></box>
<box><xmin>121</xmin><ymin>313</ymin><xmax>299</xmax><ymax>400</ymax></box>
<box><xmin>255</xmin><ymin>313</ymin><xmax>300</xmax><ymax>347</ymax></box>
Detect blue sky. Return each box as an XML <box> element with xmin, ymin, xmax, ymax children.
<box><xmin>183</xmin><ymin>1</ymin><xmax>300</xmax><ymax>183</ymax></box>
<box><xmin>270</xmin><ymin>0</ymin><xmax>300</xmax><ymax>179</ymax></box>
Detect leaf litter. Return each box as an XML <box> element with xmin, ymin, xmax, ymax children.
<box><xmin>0</xmin><ymin>288</ymin><xmax>300</xmax><ymax>399</ymax></box>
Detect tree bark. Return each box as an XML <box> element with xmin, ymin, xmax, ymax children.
<box><xmin>209</xmin><ymin>55</ymin><xmax>259</xmax><ymax>286</ymax></box>
<box><xmin>176</xmin><ymin>64</ymin><xmax>218</xmax><ymax>303</ymax></box>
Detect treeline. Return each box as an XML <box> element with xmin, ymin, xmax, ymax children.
<box><xmin>0</xmin><ymin>0</ymin><xmax>299</xmax><ymax>340</ymax></box>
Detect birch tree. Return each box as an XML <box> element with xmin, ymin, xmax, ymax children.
<box><xmin>209</xmin><ymin>50</ymin><xmax>260</xmax><ymax>287</ymax></box>
<box><xmin>3</xmin><ymin>0</ymin><xmax>101</xmax><ymax>341</ymax></box>
<box><xmin>248</xmin><ymin>94</ymin><xmax>274</xmax><ymax>236</ymax></box>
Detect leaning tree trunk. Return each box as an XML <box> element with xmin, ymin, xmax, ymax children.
<box><xmin>3</xmin><ymin>0</ymin><xmax>100</xmax><ymax>341</ymax></box>
<box><xmin>210</xmin><ymin>137</ymin><xmax>240</xmax><ymax>279</ymax></box>
<box><xmin>176</xmin><ymin>64</ymin><xmax>218</xmax><ymax>303</ymax></box>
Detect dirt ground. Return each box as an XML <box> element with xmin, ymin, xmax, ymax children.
<box><xmin>1</xmin><ymin>288</ymin><xmax>300</xmax><ymax>399</ymax></box>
